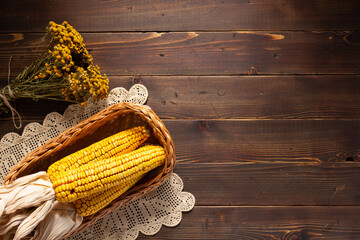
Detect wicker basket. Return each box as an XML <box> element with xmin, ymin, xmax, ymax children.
<box><xmin>4</xmin><ymin>102</ymin><xmax>176</xmax><ymax>236</ymax></box>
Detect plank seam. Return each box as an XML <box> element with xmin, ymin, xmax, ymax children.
<box><xmin>0</xmin><ymin>29</ymin><xmax>359</xmax><ymax>34</ymax></box>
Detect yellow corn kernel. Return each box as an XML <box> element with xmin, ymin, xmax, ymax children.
<box><xmin>53</xmin><ymin>145</ymin><xmax>165</xmax><ymax>203</ymax></box>
<box><xmin>47</xmin><ymin>126</ymin><xmax>149</xmax><ymax>180</ymax></box>
<box><xmin>75</xmin><ymin>174</ymin><xmax>143</xmax><ymax>216</ymax></box>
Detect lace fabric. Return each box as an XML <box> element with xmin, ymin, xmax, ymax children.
<box><xmin>0</xmin><ymin>84</ymin><xmax>195</xmax><ymax>240</ymax></box>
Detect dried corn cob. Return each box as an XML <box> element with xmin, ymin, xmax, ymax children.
<box><xmin>75</xmin><ymin>144</ymin><xmax>166</xmax><ymax>216</ymax></box>
<box><xmin>75</xmin><ymin>174</ymin><xmax>143</xmax><ymax>216</ymax></box>
<box><xmin>47</xmin><ymin>125</ymin><xmax>150</xmax><ymax>180</ymax></box>
<box><xmin>52</xmin><ymin>145</ymin><xmax>165</xmax><ymax>203</ymax></box>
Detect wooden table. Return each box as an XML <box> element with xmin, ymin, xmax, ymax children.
<box><xmin>1</xmin><ymin>1</ymin><xmax>360</xmax><ymax>239</ymax></box>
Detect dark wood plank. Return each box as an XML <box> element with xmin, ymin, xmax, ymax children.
<box><xmin>0</xmin><ymin>119</ymin><xmax>42</xmax><ymax>138</ymax></box>
<box><xmin>2</xmin><ymin>75</ymin><xmax>360</xmax><ymax>120</ymax></box>
<box><xmin>175</xmin><ymin>162</ymin><xmax>360</xmax><ymax>206</ymax></box>
<box><xmin>1</xmin><ymin>31</ymin><xmax>360</xmax><ymax>76</ymax></box>
<box><xmin>138</xmin><ymin>206</ymin><xmax>360</xmax><ymax>239</ymax></box>
<box><xmin>0</xmin><ymin>119</ymin><xmax>359</xmax><ymax>163</ymax></box>
<box><xmin>0</xmin><ymin>98</ymin><xmax>71</xmax><ymax>120</ymax></box>
<box><xmin>110</xmin><ymin>75</ymin><xmax>360</xmax><ymax>119</ymax></box>
<box><xmin>166</xmin><ymin>119</ymin><xmax>360</xmax><ymax>164</ymax></box>
<box><xmin>1</xmin><ymin>0</ymin><xmax>360</xmax><ymax>32</ymax></box>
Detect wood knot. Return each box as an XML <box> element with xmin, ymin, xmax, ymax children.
<box><xmin>199</xmin><ymin>121</ymin><xmax>209</xmax><ymax>131</ymax></box>
<box><xmin>283</xmin><ymin>230</ymin><xmax>307</xmax><ymax>240</ymax></box>
<box><xmin>132</xmin><ymin>77</ymin><xmax>141</xmax><ymax>84</ymax></box>
<box><xmin>248</xmin><ymin>66</ymin><xmax>261</xmax><ymax>75</ymax></box>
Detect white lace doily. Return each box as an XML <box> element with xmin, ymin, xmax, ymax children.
<box><xmin>0</xmin><ymin>84</ymin><xmax>195</xmax><ymax>240</ymax></box>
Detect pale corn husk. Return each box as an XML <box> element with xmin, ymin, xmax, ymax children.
<box><xmin>0</xmin><ymin>172</ymin><xmax>54</xmax><ymax>217</ymax></box>
<box><xmin>0</xmin><ymin>172</ymin><xmax>56</xmax><ymax>239</ymax></box>
<box><xmin>0</xmin><ymin>210</ymin><xmax>32</xmax><ymax>236</ymax></box>
<box><xmin>14</xmin><ymin>200</ymin><xmax>54</xmax><ymax>240</ymax></box>
<box><xmin>32</xmin><ymin>201</ymin><xmax>83</xmax><ymax>240</ymax></box>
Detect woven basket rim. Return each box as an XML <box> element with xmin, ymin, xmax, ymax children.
<box><xmin>4</xmin><ymin>102</ymin><xmax>176</xmax><ymax>237</ymax></box>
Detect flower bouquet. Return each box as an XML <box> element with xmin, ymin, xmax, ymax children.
<box><xmin>0</xmin><ymin>21</ymin><xmax>109</xmax><ymax>127</ymax></box>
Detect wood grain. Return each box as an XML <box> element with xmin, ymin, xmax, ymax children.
<box><xmin>167</xmin><ymin>119</ymin><xmax>360</xmax><ymax>164</ymax></box>
<box><xmin>175</xmin><ymin>162</ymin><xmax>360</xmax><ymax>206</ymax></box>
<box><xmin>1</xmin><ymin>75</ymin><xmax>360</xmax><ymax>120</ymax></box>
<box><xmin>1</xmin><ymin>0</ymin><xmax>360</xmax><ymax>32</ymax></box>
<box><xmin>138</xmin><ymin>206</ymin><xmax>360</xmax><ymax>239</ymax></box>
<box><xmin>0</xmin><ymin>98</ymin><xmax>71</xmax><ymax>120</ymax></box>
<box><xmin>111</xmin><ymin>75</ymin><xmax>360</xmax><ymax>119</ymax></box>
<box><xmin>1</xmin><ymin>31</ymin><xmax>360</xmax><ymax>76</ymax></box>
<box><xmin>1</xmin><ymin>119</ymin><xmax>359</xmax><ymax>163</ymax></box>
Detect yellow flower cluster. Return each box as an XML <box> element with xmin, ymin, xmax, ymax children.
<box><xmin>62</xmin><ymin>65</ymin><xmax>108</xmax><ymax>106</ymax></box>
<box><xmin>33</xmin><ymin>21</ymin><xmax>108</xmax><ymax>107</ymax></box>
<box><xmin>47</xmin><ymin>21</ymin><xmax>93</xmax><ymax>64</ymax></box>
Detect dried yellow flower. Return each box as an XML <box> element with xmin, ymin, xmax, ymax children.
<box><xmin>1</xmin><ymin>21</ymin><xmax>109</xmax><ymax>114</ymax></box>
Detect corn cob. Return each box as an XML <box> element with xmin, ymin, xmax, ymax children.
<box><xmin>75</xmin><ymin>143</ymin><xmax>166</xmax><ymax>216</ymax></box>
<box><xmin>47</xmin><ymin>125</ymin><xmax>150</xmax><ymax>180</ymax></box>
<box><xmin>75</xmin><ymin>174</ymin><xmax>143</xmax><ymax>216</ymax></box>
<box><xmin>51</xmin><ymin>145</ymin><xmax>166</xmax><ymax>203</ymax></box>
